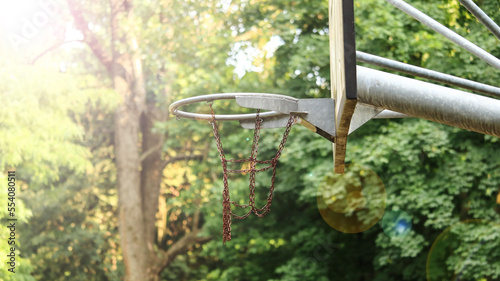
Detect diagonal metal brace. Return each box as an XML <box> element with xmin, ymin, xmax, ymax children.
<box><xmin>237</xmin><ymin>96</ymin><xmax>336</xmax><ymax>142</ymax></box>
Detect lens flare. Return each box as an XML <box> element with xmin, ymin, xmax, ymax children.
<box><xmin>381</xmin><ymin>210</ymin><xmax>412</xmax><ymax>238</ymax></box>
<box><xmin>426</xmin><ymin>220</ymin><xmax>500</xmax><ymax>281</ymax></box>
<box><xmin>317</xmin><ymin>163</ymin><xmax>386</xmax><ymax>233</ymax></box>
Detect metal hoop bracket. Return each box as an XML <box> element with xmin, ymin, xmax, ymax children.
<box><xmin>169</xmin><ymin>92</ymin><xmax>340</xmax><ymax>142</ymax></box>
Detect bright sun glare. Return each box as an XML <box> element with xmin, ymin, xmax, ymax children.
<box><xmin>0</xmin><ymin>1</ymin><xmax>41</xmax><ymax>31</ymax></box>
<box><xmin>0</xmin><ymin>0</ymin><xmax>66</xmax><ymax>57</ymax></box>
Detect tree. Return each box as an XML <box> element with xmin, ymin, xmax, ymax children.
<box><xmin>62</xmin><ymin>0</ymin><xmax>235</xmax><ymax>279</ymax></box>
<box><xmin>185</xmin><ymin>0</ymin><xmax>500</xmax><ymax>280</ymax></box>
<box><xmin>3</xmin><ymin>0</ymin><xmax>237</xmax><ymax>278</ymax></box>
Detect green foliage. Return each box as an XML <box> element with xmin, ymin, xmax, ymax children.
<box><xmin>0</xmin><ymin>58</ymin><xmax>122</xmax><ymax>280</ymax></box>
<box><xmin>0</xmin><ymin>64</ymin><xmax>93</xmax><ymax>183</ymax></box>
<box><xmin>427</xmin><ymin>220</ymin><xmax>500</xmax><ymax>280</ymax></box>
<box><xmin>349</xmin><ymin>118</ymin><xmax>500</xmax><ymax>279</ymax></box>
<box><xmin>185</xmin><ymin>0</ymin><xmax>500</xmax><ymax>280</ymax></box>
<box><xmin>19</xmin><ymin>82</ymin><xmax>123</xmax><ymax>280</ymax></box>
<box><xmin>5</xmin><ymin>0</ymin><xmax>499</xmax><ymax>280</ymax></box>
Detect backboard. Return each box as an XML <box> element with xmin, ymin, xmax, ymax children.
<box><xmin>329</xmin><ymin>0</ymin><xmax>357</xmax><ymax>173</ymax></box>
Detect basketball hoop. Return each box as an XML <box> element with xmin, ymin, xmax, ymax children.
<box><xmin>170</xmin><ymin>93</ymin><xmax>337</xmax><ymax>138</ymax></box>
<box><xmin>169</xmin><ymin>93</ymin><xmax>298</xmax><ymax>121</ymax></box>
<box><xmin>170</xmin><ymin>93</ymin><xmax>300</xmax><ymax>244</ymax></box>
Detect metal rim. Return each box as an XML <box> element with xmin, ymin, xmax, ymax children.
<box><xmin>169</xmin><ymin>93</ymin><xmax>298</xmax><ymax>121</ymax></box>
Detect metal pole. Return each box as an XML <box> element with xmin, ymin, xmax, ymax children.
<box><xmin>386</xmin><ymin>0</ymin><xmax>500</xmax><ymax>71</ymax></box>
<box><xmin>356</xmin><ymin>51</ymin><xmax>500</xmax><ymax>98</ymax></box>
<box><xmin>458</xmin><ymin>0</ymin><xmax>500</xmax><ymax>41</ymax></box>
<box><xmin>357</xmin><ymin>66</ymin><xmax>500</xmax><ymax>138</ymax></box>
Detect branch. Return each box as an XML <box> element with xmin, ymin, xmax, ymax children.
<box><xmin>66</xmin><ymin>0</ymin><xmax>112</xmax><ymax>71</ymax></box>
<box><xmin>155</xmin><ymin>208</ymin><xmax>210</xmax><ymax>271</ymax></box>
<box><xmin>30</xmin><ymin>40</ymin><xmax>84</xmax><ymax>65</ymax></box>
<box><xmin>192</xmin><ymin>208</ymin><xmax>201</xmax><ymax>232</ymax></box>
<box><xmin>161</xmin><ymin>154</ymin><xmax>204</xmax><ymax>170</ymax></box>
<box><xmin>139</xmin><ymin>143</ymin><xmax>163</xmax><ymax>162</ymax></box>
<box><xmin>158</xmin><ymin>229</ymin><xmax>212</xmax><ymax>271</ymax></box>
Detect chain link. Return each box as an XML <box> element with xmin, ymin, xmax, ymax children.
<box><xmin>209</xmin><ymin>103</ymin><xmax>294</xmax><ymax>244</ymax></box>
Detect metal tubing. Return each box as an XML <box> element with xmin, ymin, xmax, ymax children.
<box><xmin>356</xmin><ymin>51</ymin><xmax>500</xmax><ymax>98</ymax></box>
<box><xmin>357</xmin><ymin>66</ymin><xmax>500</xmax><ymax>138</ymax></box>
<box><xmin>386</xmin><ymin>0</ymin><xmax>500</xmax><ymax>71</ymax></box>
<box><xmin>459</xmin><ymin>0</ymin><xmax>500</xmax><ymax>41</ymax></box>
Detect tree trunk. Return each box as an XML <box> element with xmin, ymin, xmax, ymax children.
<box><xmin>140</xmin><ymin>103</ymin><xmax>167</xmax><ymax>272</ymax></box>
<box><xmin>114</xmin><ymin>88</ymin><xmax>149</xmax><ymax>281</ymax></box>
<box><xmin>110</xmin><ymin>0</ymin><xmax>149</xmax><ymax>280</ymax></box>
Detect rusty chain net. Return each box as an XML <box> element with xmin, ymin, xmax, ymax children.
<box><xmin>208</xmin><ymin>102</ymin><xmax>295</xmax><ymax>244</ymax></box>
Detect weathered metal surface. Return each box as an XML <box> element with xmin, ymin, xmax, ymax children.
<box><xmin>348</xmin><ymin>104</ymin><xmax>383</xmax><ymax>135</ymax></box>
<box><xmin>357</xmin><ymin>51</ymin><xmax>500</xmax><ymax>98</ymax></box>
<box><xmin>239</xmin><ymin>98</ymin><xmax>336</xmax><ymax>141</ymax></box>
<box><xmin>235</xmin><ymin>95</ymin><xmax>300</xmax><ymax>114</ymax></box>
<box><xmin>169</xmin><ymin>93</ymin><xmax>294</xmax><ymax>121</ymax></box>
<box><xmin>357</xmin><ymin>66</ymin><xmax>500</xmax><ymax>138</ymax></box>
<box><xmin>297</xmin><ymin>99</ymin><xmax>336</xmax><ymax>140</ymax></box>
